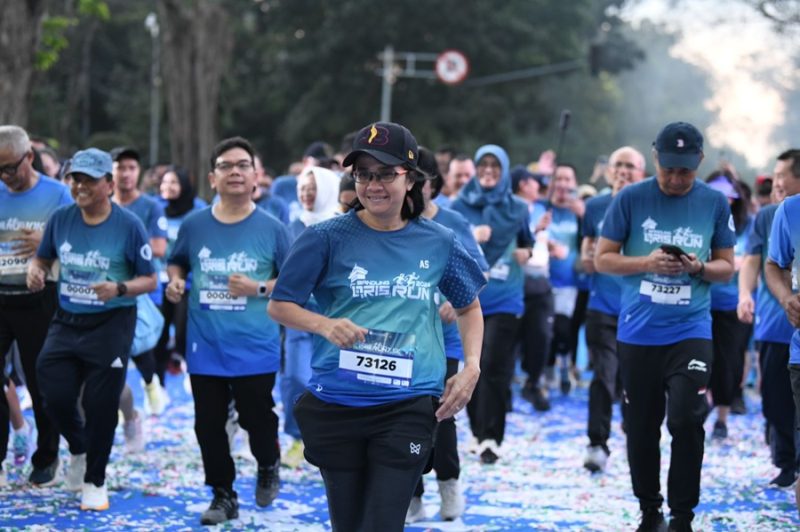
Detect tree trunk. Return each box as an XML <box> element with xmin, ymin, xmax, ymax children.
<box><xmin>0</xmin><ymin>0</ymin><xmax>46</xmax><ymax>124</ymax></box>
<box><xmin>157</xmin><ymin>0</ymin><xmax>233</xmax><ymax>201</ymax></box>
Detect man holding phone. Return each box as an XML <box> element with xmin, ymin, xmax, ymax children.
<box><xmin>595</xmin><ymin>122</ymin><xmax>735</xmax><ymax>532</ymax></box>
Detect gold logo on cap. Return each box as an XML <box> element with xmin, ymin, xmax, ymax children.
<box><xmin>408</xmin><ymin>150</ymin><xmax>414</xmax><ymax>160</ymax></box>
<box><xmin>368</xmin><ymin>125</ymin><xmax>378</xmax><ymax>144</ymax></box>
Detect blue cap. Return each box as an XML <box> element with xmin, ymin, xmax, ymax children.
<box><xmin>67</xmin><ymin>148</ymin><xmax>113</xmax><ymax>179</ymax></box>
<box><xmin>653</xmin><ymin>122</ymin><xmax>704</xmax><ymax>170</ymax></box>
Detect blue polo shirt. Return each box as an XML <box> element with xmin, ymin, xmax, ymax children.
<box><xmin>767</xmin><ymin>196</ymin><xmax>800</xmax><ymax>364</ymax></box>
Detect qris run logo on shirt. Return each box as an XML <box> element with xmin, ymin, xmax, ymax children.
<box><xmin>348</xmin><ymin>263</ymin><xmax>431</xmax><ymax>300</ymax></box>
<box><xmin>59</xmin><ymin>241</ymin><xmax>111</xmax><ymax>270</ymax></box>
<box><xmin>641</xmin><ymin>217</ymin><xmax>703</xmax><ymax>248</ymax></box>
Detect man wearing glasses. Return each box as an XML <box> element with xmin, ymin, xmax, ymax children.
<box><xmin>166</xmin><ymin>137</ymin><xmax>289</xmax><ymax>525</ymax></box>
<box><xmin>0</xmin><ymin>125</ymin><xmax>72</xmax><ymax>488</ymax></box>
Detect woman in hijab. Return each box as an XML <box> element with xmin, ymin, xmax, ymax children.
<box><xmin>155</xmin><ymin>166</ymin><xmax>200</xmax><ymax>384</ymax></box>
<box><xmin>450</xmin><ymin>144</ymin><xmax>532</xmax><ymax>464</ymax></box>
<box><xmin>281</xmin><ymin>166</ymin><xmax>341</xmax><ymax>467</ymax></box>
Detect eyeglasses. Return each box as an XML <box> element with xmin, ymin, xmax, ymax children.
<box><xmin>215</xmin><ymin>161</ymin><xmax>253</xmax><ymax>173</ymax></box>
<box><xmin>352</xmin><ymin>168</ymin><xmax>407</xmax><ymax>184</ymax></box>
<box><xmin>614</xmin><ymin>161</ymin><xmax>639</xmax><ymax>170</ymax></box>
<box><xmin>476</xmin><ymin>159</ymin><xmax>501</xmax><ymax>169</ymax></box>
<box><xmin>0</xmin><ymin>153</ymin><xmax>28</xmax><ymax>177</ymax></box>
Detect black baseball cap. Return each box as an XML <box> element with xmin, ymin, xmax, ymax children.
<box><xmin>653</xmin><ymin>122</ymin><xmax>703</xmax><ymax>170</ymax></box>
<box><xmin>342</xmin><ymin>122</ymin><xmax>418</xmax><ymax>169</ymax></box>
<box><xmin>110</xmin><ymin>146</ymin><xmax>141</xmax><ymax>163</ymax></box>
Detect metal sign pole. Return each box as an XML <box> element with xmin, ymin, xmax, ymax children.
<box><xmin>380</xmin><ymin>45</ymin><xmax>394</xmax><ymax>122</ymax></box>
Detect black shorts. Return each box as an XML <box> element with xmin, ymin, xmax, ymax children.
<box><xmin>294</xmin><ymin>392</ymin><xmax>438</xmax><ymax>471</ymax></box>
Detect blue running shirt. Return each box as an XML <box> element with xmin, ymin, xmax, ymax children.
<box><xmin>0</xmin><ymin>174</ymin><xmax>72</xmax><ymax>288</ymax></box>
<box><xmin>748</xmin><ymin>204</ymin><xmax>793</xmax><ymax>343</ymax></box>
<box><xmin>583</xmin><ymin>193</ymin><xmax>622</xmax><ymax>316</ymax></box>
<box><xmin>168</xmin><ymin>207</ymin><xmax>289</xmax><ymax>377</ymax></box>
<box><xmin>38</xmin><ymin>204</ymin><xmax>154</xmax><ymax>313</ymax></box>
<box><xmin>601</xmin><ymin>177</ymin><xmax>736</xmax><ymax>345</ymax></box>
<box><xmin>433</xmin><ymin>206</ymin><xmax>489</xmax><ymax>361</ymax></box>
<box><xmin>271</xmin><ymin>210</ymin><xmax>487</xmax><ymax>407</ymax></box>
<box><xmin>767</xmin><ymin>196</ymin><xmax>800</xmax><ymax>364</ymax></box>
<box><xmin>710</xmin><ymin>217</ymin><xmax>752</xmax><ymax>311</ymax></box>
<box><xmin>548</xmin><ymin>205</ymin><xmax>581</xmax><ymax>288</ymax></box>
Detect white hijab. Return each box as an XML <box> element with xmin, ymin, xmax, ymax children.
<box><xmin>297</xmin><ymin>166</ymin><xmax>340</xmax><ymax>226</ymax></box>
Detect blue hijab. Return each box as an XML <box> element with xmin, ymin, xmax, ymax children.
<box><xmin>451</xmin><ymin>144</ymin><xmax>529</xmax><ymax>266</ymax></box>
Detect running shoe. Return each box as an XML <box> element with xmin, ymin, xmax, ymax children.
<box><xmin>143</xmin><ymin>376</ymin><xmax>167</xmax><ymax>416</ymax></box>
<box><xmin>12</xmin><ymin>421</ymin><xmax>33</xmax><ymax>465</ymax></box>
<box><xmin>636</xmin><ymin>508</ymin><xmax>666</xmax><ymax>532</ymax></box>
<box><xmin>769</xmin><ymin>468</ymin><xmax>797</xmax><ymax>488</ymax></box>
<box><xmin>65</xmin><ymin>453</ymin><xmax>87</xmax><ymax>491</ymax></box>
<box><xmin>124</xmin><ymin>410</ymin><xmax>145</xmax><ymax>454</ymax></box>
<box><xmin>667</xmin><ymin>516</ymin><xmax>693</xmax><ymax>532</ymax></box>
<box><xmin>583</xmin><ymin>445</ymin><xmax>609</xmax><ymax>473</ymax></box>
<box><xmin>730</xmin><ymin>394</ymin><xmax>747</xmax><ymax>415</ymax></box>
<box><xmin>201</xmin><ymin>487</ymin><xmax>239</xmax><ymax>525</ymax></box>
<box><xmin>255</xmin><ymin>459</ymin><xmax>280</xmax><ymax>507</ymax></box>
<box><xmin>29</xmin><ymin>458</ymin><xmax>61</xmax><ymax>487</ymax></box>
<box><xmin>711</xmin><ymin>420</ymin><xmax>728</xmax><ymax>440</ymax></box>
<box><xmin>282</xmin><ymin>439</ymin><xmax>305</xmax><ymax>469</ymax></box>
<box><xmin>479</xmin><ymin>440</ymin><xmax>500</xmax><ymax>465</ymax></box>
<box><xmin>80</xmin><ymin>482</ymin><xmax>109</xmax><ymax>511</ymax></box>
<box><xmin>438</xmin><ymin>478</ymin><xmax>465</xmax><ymax>520</ymax></box>
<box><xmin>405</xmin><ymin>496</ymin><xmax>426</xmax><ymax>523</ymax></box>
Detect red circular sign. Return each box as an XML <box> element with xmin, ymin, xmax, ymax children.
<box><xmin>435</xmin><ymin>49</ymin><xmax>470</xmax><ymax>85</ymax></box>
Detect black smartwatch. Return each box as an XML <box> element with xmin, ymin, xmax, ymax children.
<box><xmin>257</xmin><ymin>281</ymin><xmax>268</xmax><ymax>298</ymax></box>
<box><xmin>116</xmin><ymin>281</ymin><xmax>128</xmax><ymax>297</ymax></box>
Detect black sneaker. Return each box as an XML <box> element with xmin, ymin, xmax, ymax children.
<box><xmin>255</xmin><ymin>459</ymin><xmax>280</xmax><ymax>507</ymax></box>
<box><xmin>29</xmin><ymin>458</ymin><xmax>60</xmax><ymax>487</ymax></box>
<box><xmin>769</xmin><ymin>468</ymin><xmax>798</xmax><ymax>488</ymax></box>
<box><xmin>479</xmin><ymin>447</ymin><xmax>499</xmax><ymax>465</ymax></box>
<box><xmin>711</xmin><ymin>420</ymin><xmax>727</xmax><ymax>440</ymax></box>
<box><xmin>730</xmin><ymin>394</ymin><xmax>746</xmax><ymax>415</ymax></box>
<box><xmin>523</xmin><ymin>384</ymin><xmax>551</xmax><ymax>412</ymax></box>
<box><xmin>636</xmin><ymin>508</ymin><xmax>667</xmax><ymax>532</ymax></box>
<box><xmin>200</xmin><ymin>487</ymin><xmax>239</xmax><ymax>525</ymax></box>
<box><xmin>668</xmin><ymin>516</ymin><xmax>693</xmax><ymax>532</ymax></box>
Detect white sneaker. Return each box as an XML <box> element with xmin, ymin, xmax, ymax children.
<box><xmin>124</xmin><ymin>411</ymin><xmax>145</xmax><ymax>453</ymax></box>
<box><xmin>80</xmin><ymin>482</ymin><xmax>109</xmax><ymax>511</ymax></box>
<box><xmin>438</xmin><ymin>478</ymin><xmax>465</xmax><ymax>520</ymax></box>
<box><xmin>143</xmin><ymin>376</ymin><xmax>167</xmax><ymax>416</ymax></box>
<box><xmin>65</xmin><ymin>453</ymin><xmax>87</xmax><ymax>491</ymax></box>
<box><xmin>583</xmin><ymin>445</ymin><xmax>609</xmax><ymax>473</ymax></box>
<box><xmin>405</xmin><ymin>495</ymin><xmax>426</xmax><ymax>523</ymax></box>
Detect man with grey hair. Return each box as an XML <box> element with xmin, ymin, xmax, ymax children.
<box><xmin>580</xmin><ymin>146</ymin><xmax>645</xmax><ymax>474</ymax></box>
<box><xmin>0</xmin><ymin>125</ymin><xmax>72</xmax><ymax>487</ymax></box>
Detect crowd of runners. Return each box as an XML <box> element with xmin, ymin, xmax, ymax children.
<box><xmin>1</xmin><ymin>119</ymin><xmax>800</xmax><ymax>532</ymax></box>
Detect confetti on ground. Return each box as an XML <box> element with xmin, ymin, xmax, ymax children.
<box><xmin>1</xmin><ymin>369</ymin><xmax>798</xmax><ymax>531</ymax></box>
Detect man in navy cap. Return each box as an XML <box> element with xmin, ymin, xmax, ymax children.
<box><xmin>595</xmin><ymin>122</ymin><xmax>735</xmax><ymax>531</ymax></box>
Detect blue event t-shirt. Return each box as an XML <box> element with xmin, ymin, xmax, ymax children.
<box><xmin>270</xmin><ymin>210</ymin><xmax>487</xmax><ymax>407</ymax></box>
<box><xmin>583</xmin><ymin>193</ymin><xmax>622</xmax><ymax>316</ymax></box>
<box><xmin>0</xmin><ymin>174</ymin><xmax>73</xmax><ymax>289</ymax></box>
<box><xmin>767</xmin><ymin>196</ymin><xmax>800</xmax><ymax>364</ymax></box>
<box><xmin>271</xmin><ymin>175</ymin><xmax>301</xmax><ymax>222</ymax></box>
<box><xmin>548</xmin><ymin>204</ymin><xmax>581</xmax><ymax>288</ymax></box>
<box><xmin>601</xmin><ymin>177</ymin><xmax>736</xmax><ymax>345</ymax></box>
<box><xmin>124</xmin><ymin>195</ymin><xmax>167</xmax><ymax>304</ymax></box>
<box><xmin>710</xmin><ymin>217</ymin><xmax>752</xmax><ymax>311</ymax></box>
<box><xmin>433</xmin><ymin>206</ymin><xmax>489</xmax><ymax>361</ymax></box>
<box><xmin>168</xmin><ymin>206</ymin><xmax>289</xmax><ymax>377</ymax></box>
<box><xmin>37</xmin><ymin>203</ymin><xmax>154</xmax><ymax>314</ymax></box>
<box><xmin>748</xmin><ymin>204</ymin><xmax>793</xmax><ymax>343</ymax></box>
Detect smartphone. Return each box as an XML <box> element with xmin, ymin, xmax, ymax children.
<box><xmin>660</xmin><ymin>244</ymin><xmax>688</xmax><ymax>258</ymax></box>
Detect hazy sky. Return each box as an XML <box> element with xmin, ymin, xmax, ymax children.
<box><xmin>620</xmin><ymin>0</ymin><xmax>794</xmax><ymax>170</ymax></box>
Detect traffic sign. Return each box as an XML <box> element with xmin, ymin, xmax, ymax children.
<box><xmin>435</xmin><ymin>49</ymin><xmax>469</xmax><ymax>85</ymax></box>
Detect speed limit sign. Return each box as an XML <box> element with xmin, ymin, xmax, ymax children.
<box><xmin>435</xmin><ymin>49</ymin><xmax>470</xmax><ymax>85</ymax></box>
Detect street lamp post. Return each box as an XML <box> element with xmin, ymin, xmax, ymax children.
<box><xmin>144</xmin><ymin>13</ymin><xmax>161</xmax><ymax>168</ymax></box>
